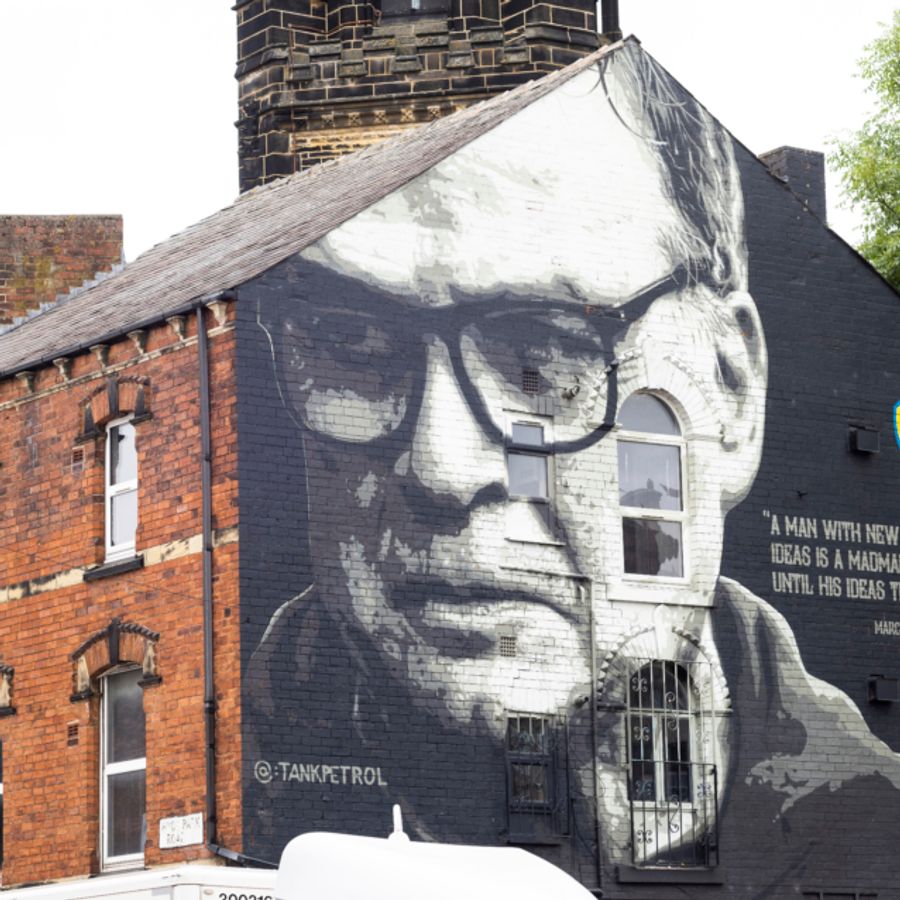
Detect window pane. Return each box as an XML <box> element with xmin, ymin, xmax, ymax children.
<box><xmin>508</xmin><ymin>717</ymin><xmax>547</xmax><ymax>753</ymax></box>
<box><xmin>508</xmin><ymin>453</ymin><xmax>548</xmax><ymax>497</ymax></box>
<box><xmin>630</xmin><ymin>761</ymin><xmax>656</xmax><ymax>801</ymax></box>
<box><xmin>623</xmin><ymin>519</ymin><xmax>683</xmax><ymax>576</ymax></box>
<box><xmin>107</xmin><ymin>670</ymin><xmax>146</xmax><ymax>764</ymax></box>
<box><xmin>618</xmin><ymin>442</ymin><xmax>681</xmax><ymax>510</ymax></box>
<box><xmin>511</xmin><ymin>763</ymin><xmax>547</xmax><ymax>804</ymax></box>
<box><xmin>511</xmin><ymin>423</ymin><xmax>544</xmax><ymax>447</ymax></box>
<box><xmin>665</xmin><ymin>716</ymin><xmax>691</xmax><ymax>764</ymax></box>
<box><xmin>107</xmin><ymin>769</ymin><xmax>146</xmax><ymax>858</ymax></box>
<box><xmin>618</xmin><ymin>394</ymin><xmax>680</xmax><ymax>435</ymax></box>
<box><xmin>111</xmin><ymin>490</ymin><xmax>138</xmax><ymax>548</ymax></box>
<box><xmin>109</xmin><ymin>423</ymin><xmax>137</xmax><ymax>485</ymax></box>
<box><xmin>664</xmin><ymin>759</ymin><xmax>692</xmax><ymax>802</ymax></box>
<box><xmin>629</xmin><ymin>714</ymin><xmax>653</xmax><ymax>761</ymax></box>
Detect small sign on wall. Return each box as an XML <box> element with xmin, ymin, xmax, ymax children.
<box><xmin>159</xmin><ymin>812</ymin><xmax>204</xmax><ymax>849</ymax></box>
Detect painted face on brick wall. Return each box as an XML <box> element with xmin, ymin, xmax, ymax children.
<box><xmin>259</xmin><ymin>57</ymin><xmax>767</xmax><ymax>738</ymax></box>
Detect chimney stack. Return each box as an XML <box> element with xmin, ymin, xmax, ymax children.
<box><xmin>0</xmin><ymin>215</ymin><xmax>123</xmax><ymax>329</ymax></box>
<box><xmin>759</xmin><ymin>146</ymin><xmax>828</xmax><ymax>223</ymax></box>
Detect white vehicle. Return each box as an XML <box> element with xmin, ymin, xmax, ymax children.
<box><xmin>0</xmin><ymin>865</ymin><xmax>275</xmax><ymax>900</ymax></box>
<box><xmin>4</xmin><ymin>808</ymin><xmax>594</xmax><ymax>900</ymax></box>
<box><xmin>274</xmin><ymin>806</ymin><xmax>595</xmax><ymax>900</ymax></box>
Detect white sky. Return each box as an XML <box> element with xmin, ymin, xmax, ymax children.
<box><xmin>0</xmin><ymin>1</ymin><xmax>894</xmax><ymax>261</ymax></box>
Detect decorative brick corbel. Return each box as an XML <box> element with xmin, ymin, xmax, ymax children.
<box><xmin>206</xmin><ymin>299</ymin><xmax>229</xmax><ymax>328</ymax></box>
<box><xmin>15</xmin><ymin>371</ymin><xmax>35</xmax><ymax>395</ymax></box>
<box><xmin>53</xmin><ymin>357</ymin><xmax>72</xmax><ymax>383</ymax></box>
<box><xmin>90</xmin><ymin>343</ymin><xmax>109</xmax><ymax>369</ymax></box>
<box><xmin>127</xmin><ymin>329</ymin><xmax>147</xmax><ymax>354</ymax></box>
<box><xmin>166</xmin><ymin>315</ymin><xmax>186</xmax><ymax>341</ymax></box>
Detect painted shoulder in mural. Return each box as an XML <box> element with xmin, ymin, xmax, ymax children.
<box><xmin>240</xmin><ymin>41</ymin><xmax>900</xmax><ymax>896</ymax></box>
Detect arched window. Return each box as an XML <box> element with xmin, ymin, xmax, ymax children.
<box><xmin>626</xmin><ymin>659</ymin><xmax>719</xmax><ymax>868</ymax></box>
<box><xmin>617</xmin><ymin>394</ymin><xmax>684</xmax><ymax>577</ymax></box>
<box><xmin>100</xmin><ymin>667</ymin><xmax>146</xmax><ymax>870</ymax></box>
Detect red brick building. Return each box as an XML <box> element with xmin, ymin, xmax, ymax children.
<box><xmin>0</xmin><ymin>299</ymin><xmax>242</xmax><ymax>883</ymax></box>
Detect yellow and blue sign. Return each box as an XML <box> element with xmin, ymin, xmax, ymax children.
<box><xmin>894</xmin><ymin>401</ymin><xmax>900</xmax><ymax>450</ymax></box>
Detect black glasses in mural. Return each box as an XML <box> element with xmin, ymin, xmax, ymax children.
<box><xmin>274</xmin><ymin>264</ymin><xmax>701</xmax><ymax>455</ymax></box>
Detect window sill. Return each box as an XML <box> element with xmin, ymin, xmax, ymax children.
<box><xmin>84</xmin><ymin>555</ymin><xmax>144</xmax><ymax>583</ymax></box>
<box><xmin>101</xmin><ymin>858</ymin><xmax>146</xmax><ymax>874</ymax></box>
<box><xmin>607</xmin><ymin>580</ymin><xmax>712</xmax><ymax>607</ymax></box>
<box><xmin>506</xmin><ymin>834</ymin><xmax>562</xmax><ymax>846</ymax></box>
<box><xmin>616</xmin><ymin>865</ymin><xmax>723</xmax><ymax>885</ymax></box>
<box><xmin>505</xmin><ymin>537</ymin><xmax>566</xmax><ymax>548</ymax></box>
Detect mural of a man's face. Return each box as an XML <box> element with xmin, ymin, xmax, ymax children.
<box><xmin>262</xmin><ymin>57</ymin><xmax>767</xmax><ymax>739</ymax></box>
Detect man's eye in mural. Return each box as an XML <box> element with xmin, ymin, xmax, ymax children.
<box><xmin>274</xmin><ymin>263</ymin><xmax>704</xmax><ymax>451</ymax></box>
<box><xmin>281</xmin><ymin>306</ymin><xmax>612</xmax><ymax>448</ymax></box>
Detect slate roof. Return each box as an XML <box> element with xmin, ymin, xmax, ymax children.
<box><xmin>0</xmin><ymin>40</ymin><xmax>621</xmax><ymax>379</ymax></box>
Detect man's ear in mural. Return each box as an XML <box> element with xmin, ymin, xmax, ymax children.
<box><xmin>712</xmin><ymin>289</ymin><xmax>767</xmax><ymax>508</ymax></box>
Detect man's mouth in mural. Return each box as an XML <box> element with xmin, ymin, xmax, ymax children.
<box><xmin>384</xmin><ymin>574</ymin><xmax>579</xmax><ymax>658</ymax></box>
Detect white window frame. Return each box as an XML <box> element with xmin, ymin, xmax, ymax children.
<box><xmin>617</xmin><ymin>396</ymin><xmax>687</xmax><ymax>581</ymax></box>
<box><xmin>105</xmin><ymin>417</ymin><xmax>138</xmax><ymax>562</ymax></box>
<box><xmin>506</xmin><ymin>418</ymin><xmax>553</xmax><ymax>502</ymax></box>
<box><xmin>505</xmin><ymin>414</ymin><xmax>559</xmax><ymax>544</ymax></box>
<box><xmin>100</xmin><ymin>667</ymin><xmax>146</xmax><ymax>871</ymax></box>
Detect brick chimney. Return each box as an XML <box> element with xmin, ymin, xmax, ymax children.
<box><xmin>0</xmin><ymin>215</ymin><xmax>123</xmax><ymax>328</ymax></box>
<box><xmin>759</xmin><ymin>146</ymin><xmax>827</xmax><ymax>223</ymax></box>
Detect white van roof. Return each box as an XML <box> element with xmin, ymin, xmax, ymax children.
<box><xmin>275</xmin><ymin>831</ymin><xmax>596</xmax><ymax>900</ymax></box>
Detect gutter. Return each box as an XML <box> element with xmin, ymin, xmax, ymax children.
<box><xmin>0</xmin><ymin>290</ymin><xmax>237</xmax><ymax>383</ymax></box>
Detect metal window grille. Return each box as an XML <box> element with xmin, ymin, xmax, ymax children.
<box><xmin>521</xmin><ymin>368</ymin><xmax>541</xmax><ymax>395</ymax></box>
<box><xmin>505</xmin><ymin>713</ymin><xmax>569</xmax><ymax>843</ymax></box>
<box><xmin>507</xmin><ymin>715</ymin><xmax>552</xmax><ymax>811</ymax></box>
<box><xmin>499</xmin><ymin>635</ymin><xmax>517</xmax><ymax>658</ymax></box>
<box><xmin>627</xmin><ymin>659</ymin><xmax>719</xmax><ymax>868</ymax></box>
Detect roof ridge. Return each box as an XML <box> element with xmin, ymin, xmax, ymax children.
<box><xmin>0</xmin><ymin>39</ymin><xmax>625</xmax><ymax>378</ymax></box>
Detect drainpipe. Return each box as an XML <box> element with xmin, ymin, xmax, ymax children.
<box><xmin>600</xmin><ymin>0</ymin><xmax>622</xmax><ymax>41</ymax></box>
<box><xmin>196</xmin><ymin>300</ymin><xmax>277</xmax><ymax>870</ymax></box>
<box><xmin>196</xmin><ymin>305</ymin><xmax>218</xmax><ymax>853</ymax></box>
<box><xmin>581</xmin><ymin>579</ymin><xmax>603</xmax><ymax>895</ymax></box>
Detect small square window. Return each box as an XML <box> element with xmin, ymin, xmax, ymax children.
<box><xmin>511</xmin><ymin>423</ymin><xmax>544</xmax><ymax>447</ymax></box>
<box><xmin>508</xmin><ymin>422</ymin><xmax>549</xmax><ymax>500</ymax></box>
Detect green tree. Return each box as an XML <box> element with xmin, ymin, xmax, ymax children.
<box><xmin>830</xmin><ymin>10</ymin><xmax>900</xmax><ymax>290</ymax></box>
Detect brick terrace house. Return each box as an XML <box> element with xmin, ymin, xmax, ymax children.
<box><xmin>1</xmin><ymin>32</ymin><xmax>899</xmax><ymax>900</ymax></box>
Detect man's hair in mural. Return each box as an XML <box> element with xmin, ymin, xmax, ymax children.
<box><xmin>600</xmin><ymin>41</ymin><xmax>747</xmax><ymax>296</ymax></box>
